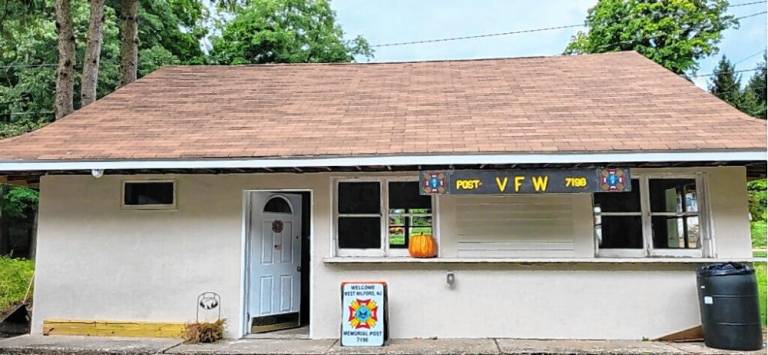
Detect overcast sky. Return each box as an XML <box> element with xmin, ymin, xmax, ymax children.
<box><xmin>331</xmin><ymin>0</ymin><xmax>767</xmax><ymax>90</ymax></box>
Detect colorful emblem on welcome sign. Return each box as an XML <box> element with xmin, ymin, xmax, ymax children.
<box><xmin>599</xmin><ymin>168</ymin><xmax>627</xmax><ymax>191</ymax></box>
<box><xmin>348</xmin><ymin>299</ymin><xmax>378</xmax><ymax>329</ymax></box>
<box><xmin>422</xmin><ymin>171</ymin><xmax>447</xmax><ymax>194</ymax></box>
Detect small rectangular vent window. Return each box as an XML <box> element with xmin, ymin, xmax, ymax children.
<box><xmin>123</xmin><ymin>181</ymin><xmax>175</xmax><ymax>208</ymax></box>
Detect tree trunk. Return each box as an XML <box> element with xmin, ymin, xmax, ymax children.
<box><xmin>81</xmin><ymin>0</ymin><xmax>106</xmax><ymax>107</ymax></box>
<box><xmin>118</xmin><ymin>0</ymin><xmax>139</xmax><ymax>86</ymax></box>
<box><xmin>54</xmin><ymin>0</ymin><xmax>75</xmax><ymax>119</ymax></box>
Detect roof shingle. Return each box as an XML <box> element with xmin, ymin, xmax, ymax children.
<box><xmin>0</xmin><ymin>51</ymin><xmax>764</xmax><ymax>161</ymax></box>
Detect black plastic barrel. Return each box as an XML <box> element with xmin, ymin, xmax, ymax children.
<box><xmin>696</xmin><ymin>262</ymin><xmax>763</xmax><ymax>351</ymax></box>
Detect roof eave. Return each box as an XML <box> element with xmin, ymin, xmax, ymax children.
<box><xmin>0</xmin><ymin>150</ymin><xmax>764</xmax><ymax>172</ymax></box>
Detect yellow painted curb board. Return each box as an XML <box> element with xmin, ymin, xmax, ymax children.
<box><xmin>42</xmin><ymin>320</ymin><xmax>185</xmax><ymax>338</ymax></box>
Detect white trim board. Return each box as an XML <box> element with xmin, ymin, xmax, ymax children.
<box><xmin>0</xmin><ymin>150</ymin><xmax>764</xmax><ymax>171</ymax></box>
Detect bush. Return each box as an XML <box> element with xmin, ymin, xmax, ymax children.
<box><xmin>752</xmin><ymin>220</ymin><xmax>767</xmax><ymax>250</ymax></box>
<box><xmin>755</xmin><ymin>262</ymin><xmax>766</xmax><ymax>326</ymax></box>
<box><xmin>0</xmin><ymin>256</ymin><xmax>34</xmax><ymax>314</ymax></box>
<box><xmin>183</xmin><ymin>319</ymin><xmax>225</xmax><ymax>343</ymax></box>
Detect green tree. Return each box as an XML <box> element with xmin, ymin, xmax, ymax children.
<box><xmin>743</xmin><ymin>59</ymin><xmax>766</xmax><ymax>119</ymax></box>
<box><xmin>138</xmin><ymin>0</ymin><xmax>208</xmax><ymax>65</ymax></box>
<box><xmin>709</xmin><ymin>55</ymin><xmax>745</xmax><ymax>109</ymax></box>
<box><xmin>210</xmin><ymin>0</ymin><xmax>372</xmax><ymax>64</ymax></box>
<box><xmin>564</xmin><ymin>0</ymin><xmax>736</xmax><ymax>75</ymax></box>
<box><xmin>0</xmin><ymin>0</ymin><xmax>208</xmax><ymax>139</ymax></box>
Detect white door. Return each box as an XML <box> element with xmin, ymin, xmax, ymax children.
<box><xmin>248</xmin><ymin>193</ymin><xmax>302</xmax><ymax>321</ymax></box>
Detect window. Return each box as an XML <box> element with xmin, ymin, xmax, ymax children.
<box><xmin>334</xmin><ymin>178</ymin><xmax>435</xmax><ymax>256</ymax></box>
<box><xmin>264</xmin><ymin>197</ymin><xmax>292</xmax><ymax>214</ymax></box>
<box><xmin>388</xmin><ymin>182</ymin><xmax>433</xmax><ymax>250</ymax></box>
<box><xmin>337</xmin><ymin>182</ymin><xmax>381</xmax><ymax>250</ymax></box>
<box><xmin>649</xmin><ymin>179</ymin><xmax>700</xmax><ymax>250</ymax></box>
<box><xmin>593</xmin><ymin>179</ymin><xmax>643</xmax><ymax>249</ymax></box>
<box><xmin>593</xmin><ymin>174</ymin><xmax>707</xmax><ymax>257</ymax></box>
<box><xmin>123</xmin><ymin>181</ymin><xmax>175</xmax><ymax>209</ymax></box>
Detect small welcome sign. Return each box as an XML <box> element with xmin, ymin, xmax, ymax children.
<box><xmin>340</xmin><ymin>282</ymin><xmax>388</xmax><ymax>347</ymax></box>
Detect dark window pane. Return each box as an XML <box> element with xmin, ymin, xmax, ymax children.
<box><xmin>597</xmin><ymin>216</ymin><xmax>643</xmax><ymax>249</ymax></box>
<box><xmin>338</xmin><ymin>182</ymin><xmax>380</xmax><ymax>214</ymax></box>
<box><xmin>124</xmin><ymin>182</ymin><xmax>174</xmax><ymax>205</ymax></box>
<box><xmin>338</xmin><ymin>217</ymin><xmax>381</xmax><ymax>249</ymax></box>
<box><xmin>593</xmin><ymin>179</ymin><xmax>641</xmax><ymax>212</ymax></box>
<box><xmin>263</xmin><ymin>197</ymin><xmax>292</xmax><ymax>213</ymax></box>
<box><xmin>649</xmin><ymin>179</ymin><xmax>697</xmax><ymax>213</ymax></box>
<box><xmin>652</xmin><ymin>216</ymin><xmax>700</xmax><ymax>249</ymax></box>
<box><xmin>389</xmin><ymin>182</ymin><xmax>431</xmax><ymax>210</ymax></box>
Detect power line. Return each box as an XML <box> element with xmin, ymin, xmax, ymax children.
<box><xmin>9</xmin><ymin>111</ymin><xmax>53</xmax><ymax>115</ymax></box>
<box><xmin>736</xmin><ymin>10</ymin><xmax>768</xmax><ymax>19</ymax></box>
<box><xmin>692</xmin><ymin>67</ymin><xmax>762</xmax><ymax>77</ymax></box>
<box><xmin>729</xmin><ymin>0</ymin><xmax>767</xmax><ymax>7</ymax></box>
<box><xmin>733</xmin><ymin>48</ymin><xmax>766</xmax><ymax>65</ymax></box>
<box><xmin>371</xmin><ymin>9</ymin><xmax>764</xmax><ymax>48</ymax></box>
<box><xmin>371</xmin><ymin>24</ymin><xmax>584</xmax><ymax>48</ymax></box>
<box><xmin>0</xmin><ymin>63</ymin><xmax>57</xmax><ymax>69</ymax></box>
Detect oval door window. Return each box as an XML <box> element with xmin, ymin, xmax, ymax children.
<box><xmin>263</xmin><ymin>196</ymin><xmax>292</xmax><ymax>214</ymax></box>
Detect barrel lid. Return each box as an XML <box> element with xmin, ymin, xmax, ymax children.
<box><xmin>697</xmin><ymin>262</ymin><xmax>754</xmax><ymax>276</ymax></box>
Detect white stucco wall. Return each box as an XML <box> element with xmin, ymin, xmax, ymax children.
<box><xmin>30</xmin><ymin>166</ymin><xmax>752</xmax><ymax>340</ymax></box>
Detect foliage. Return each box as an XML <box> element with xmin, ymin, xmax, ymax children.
<box><xmin>755</xmin><ymin>262</ymin><xmax>766</xmax><ymax>326</ymax></box>
<box><xmin>0</xmin><ymin>0</ymin><xmax>208</xmax><ymax>138</ymax></box>
<box><xmin>139</xmin><ymin>45</ymin><xmax>181</xmax><ymax>77</ymax></box>
<box><xmin>183</xmin><ymin>319</ymin><xmax>225</xmax><ymax>343</ymax></box>
<box><xmin>1</xmin><ymin>186</ymin><xmax>39</xmax><ymax>219</ymax></box>
<box><xmin>709</xmin><ymin>56</ymin><xmax>744</xmax><ymax>108</ymax></box>
<box><xmin>564</xmin><ymin>0</ymin><xmax>736</xmax><ymax>75</ymax></box>
<box><xmin>137</xmin><ymin>0</ymin><xmax>208</xmax><ymax>64</ymax></box>
<box><xmin>748</xmin><ymin>179</ymin><xmax>767</xmax><ymax>221</ymax></box>
<box><xmin>0</xmin><ymin>256</ymin><xmax>34</xmax><ymax>314</ymax></box>
<box><xmin>709</xmin><ymin>55</ymin><xmax>768</xmax><ymax>119</ymax></box>
<box><xmin>752</xmin><ymin>220</ymin><xmax>766</xmax><ymax>249</ymax></box>
<box><xmin>210</xmin><ymin>0</ymin><xmax>372</xmax><ymax>64</ymax></box>
<box><xmin>748</xmin><ymin>179</ymin><xmax>766</xmax><ymax>249</ymax></box>
<box><xmin>743</xmin><ymin>59</ymin><xmax>767</xmax><ymax>119</ymax></box>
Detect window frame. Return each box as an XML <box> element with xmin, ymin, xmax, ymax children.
<box><xmin>332</xmin><ymin>176</ymin><xmax>438</xmax><ymax>257</ymax></box>
<box><xmin>594</xmin><ymin>172</ymin><xmax>711</xmax><ymax>258</ymax></box>
<box><xmin>121</xmin><ymin>179</ymin><xmax>177</xmax><ymax>210</ymax></box>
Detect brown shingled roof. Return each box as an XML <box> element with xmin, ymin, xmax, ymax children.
<box><xmin>0</xmin><ymin>51</ymin><xmax>764</xmax><ymax>162</ymax></box>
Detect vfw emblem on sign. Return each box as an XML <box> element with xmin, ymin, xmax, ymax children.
<box><xmin>599</xmin><ymin>168</ymin><xmax>627</xmax><ymax>192</ymax></box>
<box><xmin>348</xmin><ymin>299</ymin><xmax>378</xmax><ymax>329</ymax></box>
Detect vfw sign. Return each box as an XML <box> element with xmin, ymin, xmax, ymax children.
<box><xmin>420</xmin><ymin>168</ymin><xmax>631</xmax><ymax>195</ymax></box>
<box><xmin>340</xmin><ymin>282</ymin><xmax>388</xmax><ymax>347</ymax></box>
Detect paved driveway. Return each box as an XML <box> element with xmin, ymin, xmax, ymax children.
<box><xmin>0</xmin><ymin>335</ymin><xmax>765</xmax><ymax>354</ymax></box>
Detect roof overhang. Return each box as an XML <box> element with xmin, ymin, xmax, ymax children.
<box><xmin>0</xmin><ymin>150</ymin><xmax>764</xmax><ymax>172</ymax></box>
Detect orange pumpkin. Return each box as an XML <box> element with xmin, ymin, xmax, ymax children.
<box><xmin>408</xmin><ymin>234</ymin><xmax>437</xmax><ymax>258</ymax></box>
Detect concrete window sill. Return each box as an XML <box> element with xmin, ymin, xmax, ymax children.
<box><xmin>322</xmin><ymin>257</ymin><xmax>756</xmax><ymax>264</ymax></box>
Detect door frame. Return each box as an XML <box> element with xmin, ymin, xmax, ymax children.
<box><xmin>240</xmin><ymin>189</ymin><xmax>313</xmax><ymax>338</ymax></box>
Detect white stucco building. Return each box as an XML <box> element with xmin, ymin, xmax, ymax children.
<box><xmin>0</xmin><ymin>52</ymin><xmax>765</xmax><ymax>341</ymax></box>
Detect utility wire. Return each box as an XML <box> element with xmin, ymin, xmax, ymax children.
<box><xmin>371</xmin><ymin>7</ymin><xmax>764</xmax><ymax>48</ymax></box>
<box><xmin>0</xmin><ymin>63</ymin><xmax>57</xmax><ymax>69</ymax></box>
<box><xmin>736</xmin><ymin>10</ymin><xmax>768</xmax><ymax>19</ymax></box>
<box><xmin>371</xmin><ymin>24</ymin><xmax>584</xmax><ymax>47</ymax></box>
<box><xmin>7</xmin><ymin>111</ymin><xmax>54</xmax><ymax>116</ymax></box>
<box><xmin>691</xmin><ymin>67</ymin><xmax>761</xmax><ymax>77</ymax></box>
<box><xmin>729</xmin><ymin>0</ymin><xmax>767</xmax><ymax>7</ymax></box>
<box><xmin>733</xmin><ymin>48</ymin><xmax>766</xmax><ymax>65</ymax></box>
